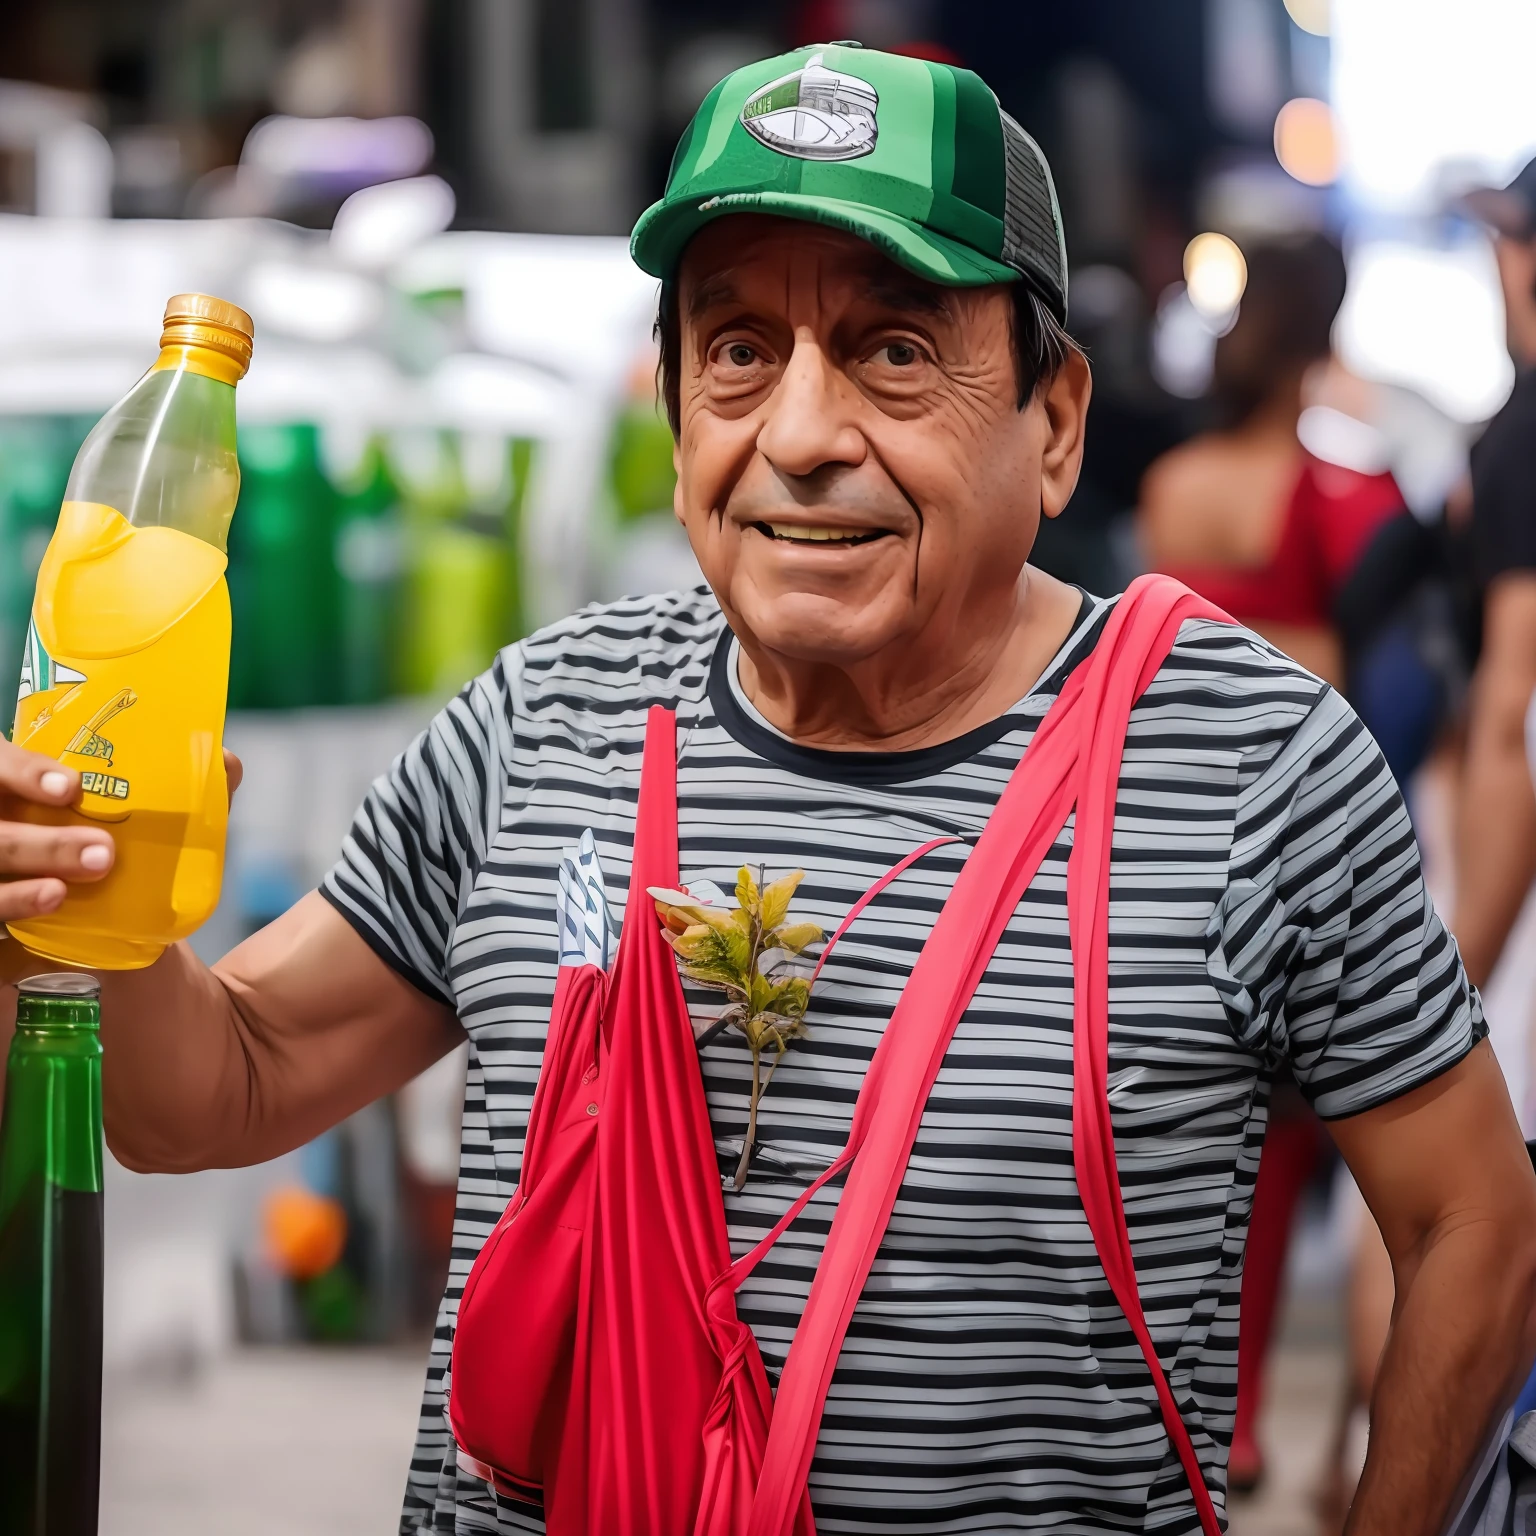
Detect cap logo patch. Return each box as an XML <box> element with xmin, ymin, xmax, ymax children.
<box><xmin>740</xmin><ymin>53</ymin><xmax>878</xmax><ymax>162</ymax></box>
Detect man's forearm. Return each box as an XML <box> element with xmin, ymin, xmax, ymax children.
<box><xmin>2</xmin><ymin>934</ymin><xmax>257</xmax><ymax>1171</ymax></box>
<box><xmin>2</xmin><ymin>894</ymin><xmax>464</xmax><ymax>1173</ymax></box>
<box><xmin>1346</xmin><ymin>1212</ymin><xmax>1536</xmax><ymax>1534</ymax></box>
<box><xmin>1455</xmin><ymin>576</ymin><xmax>1536</xmax><ymax>989</ymax></box>
<box><xmin>1455</xmin><ymin>728</ymin><xmax>1536</xmax><ymax>987</ymax></box>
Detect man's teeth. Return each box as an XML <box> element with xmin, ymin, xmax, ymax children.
<box><xmin>767</xmin><ymin>524</ymin><xmax>871</xmax><ymax>542</ymax></box>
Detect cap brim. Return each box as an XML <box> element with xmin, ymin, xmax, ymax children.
<box><xmin>1457</xmin><ymin>186</ymin><xmax>1535</xmax><ymax>239</ymax></box>
<box><xmin>630</xmin><ymin>189</ymin><xmax>1018</xmax><ymax>289</ymax></box>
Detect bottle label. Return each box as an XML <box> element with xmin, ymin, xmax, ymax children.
<box><xmin>16</xmin><ymin>617</ymin><xmax>87</xmax><ymax>706</ymax></box>
<box><xmin>78</xmin><ymin>771</ymin><xmax>132</xmax><ymax>800</ymax></box>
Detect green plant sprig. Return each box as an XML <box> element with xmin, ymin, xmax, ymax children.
<box><xmin>651</xmin><ymin>867</ymin><xmax>823</xmax><ymax>1190</ymax></box>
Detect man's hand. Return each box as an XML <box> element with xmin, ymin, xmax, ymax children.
<box><xmin>1455</xmin><ymin>572</ymin><xmax>1536</xmax><ymax>987</ymax></box>
<box><xmin>0</xmin><ymin>738</ymin><xmax>245</xmax><ymax>926</ymax></box>
<box><xmin>3</xmin><ymin>737</ymin><xmax>460</xmax><ymax>1172</ymax></box>
<box><xmin>0</xmin><ymin>736</ymin><xmax>117</xmax><ymax>922</ymax></box>
<box><xmin>1330</xmin><ymin>1041</ymin><xmax>1536</xmax><ymax>1535</ymax></box>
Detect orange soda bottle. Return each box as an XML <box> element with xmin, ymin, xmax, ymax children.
<box><xmin>7</xmin><ymin>294</ymin><xmax>253</xmax><ymax>969</ymax></box>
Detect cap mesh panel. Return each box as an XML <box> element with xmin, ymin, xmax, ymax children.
<box><xmin>999</xmin><ymin>111</ymin><xmax>1067</xmax><ymax>318</ymax></box>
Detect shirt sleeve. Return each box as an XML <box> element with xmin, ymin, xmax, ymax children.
<box><xmin>321</xmin><ymin>647</ymin><xmax>519</xmax><ymax>1004</ymax></box>
<box><xmin>1205</xmin><ymin>684</ymin><xmax>1485</xmax><ymax>1119</ymax></box>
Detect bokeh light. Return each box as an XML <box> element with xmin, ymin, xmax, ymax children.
<box><xmin>1284</xmin><ymin>0</ymin><xmax>1331</xmax><ymax>35</ymax></box>
<box><xmin>1183</xmin><ymin>232</ymin><xmax>1248</xmax><ymax>321</ymax></box>
<box><xmin>1274</xmin><ymin>97</ymin><xmax>1342</xmax><ymax>185</ymax></box>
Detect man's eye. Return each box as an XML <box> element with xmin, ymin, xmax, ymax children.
<box><xmin>875</xmin><ymin>342</ymin><xmax>921</xmax><ymax>367</ymax></box>
<box><xmin>725</xmin><ymin>343</ymin><xmax>757</xmax><ymax>367</ymax></box>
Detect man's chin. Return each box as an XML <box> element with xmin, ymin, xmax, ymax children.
<box><xmin>727</xmin><ymin>583</ymin><xmax>915</xmax><ymax>667</ymax></box>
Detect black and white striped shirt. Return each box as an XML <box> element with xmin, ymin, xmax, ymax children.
<box><xmin>323</xmin><ymin>586</ymin><xmax>1483</xmax><ymax>1536</ymax></box>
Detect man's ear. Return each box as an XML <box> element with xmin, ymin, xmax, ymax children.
<box><xmin>1038</xmin><ymin>348</ymin><xmax>1092</xmax><ymax>521</ymax></box>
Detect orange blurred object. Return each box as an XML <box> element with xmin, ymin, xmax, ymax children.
<box><xmin>1274</xmin><ymin>97</ymin><xmax>1341</xmax><ymax>186</ymax></box>
<box><xmin>262</xmin><ymin>1185</ymin><xmax>348</xmax><ymax>1280</ymax></box>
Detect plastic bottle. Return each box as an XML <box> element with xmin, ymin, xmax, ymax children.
<box><xmin>6</xmin><ymin>294</ymin><xmax>254</xmax><ymax>969</ymax></box>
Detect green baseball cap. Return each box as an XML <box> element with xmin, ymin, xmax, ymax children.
<box><xmin>630</xmin><ymin>43</ymin><xmax>1069</xmax><ymax>320</ymax></box>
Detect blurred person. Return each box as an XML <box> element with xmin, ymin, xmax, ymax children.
<box><xmin>1139</xmin><ymin>234</ymin><xmax>1407</xmax><ymax>692</ymax></box>
<box><xmin>1138</xmin><ymin>234</ymin><xmax>1411</xmax><ymax>1496</ymax></box>
<box><xmin>4</xmin><ymin>46</ymin><xmax>1536</xmax><ymax>1536</ymax></box>
<box><xmin>1450</xmin><ymin>154</ymin><xmax>1536</xmax><ymax>993</ymax></box>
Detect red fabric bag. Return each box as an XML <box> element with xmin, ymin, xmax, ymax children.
<box><xmin>449</xmin><ymin>575</ymin><xmax>1230</xmax><ymax>1536</ymax></box>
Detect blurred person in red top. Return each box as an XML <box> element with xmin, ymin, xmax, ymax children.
<box><xmin>1452</xmin><ymin>155</ymin><xmax>1536</xmax><ymax>993</ymax></box>
<box><xmin>1140</xmin><ymin>234</ymin><xmax>1406</xmax><ymax>689</ymax></box>
<box><xmin>1139</xmin><ymin>232</ymin><xmax>1409</xmax><ymax>1496</ymax></box>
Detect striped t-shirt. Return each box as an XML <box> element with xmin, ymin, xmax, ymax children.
<box><xmin>322</xmin><ymin>585</ymin><xmax>1483</xmax><ymax>1536</ymax></box>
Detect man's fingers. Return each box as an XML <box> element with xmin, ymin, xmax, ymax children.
<box><xmin>224</xmin><ymin>749</ymin><xmax>243</xmax><ymax>804</ymax></box>
<box><xmin>0</xmin><ymin>739</ymin><xmax>79</xmax><ymax>806</ymax></box>
<box><xmin>0</xmin><ymin>821</ymin><xmax>115</xmax><ymax>880</ymax></box>
<box><xmin>0</xmin><ymin>877</ymin><xmax>67</xmax><ymax>923</ymax></box>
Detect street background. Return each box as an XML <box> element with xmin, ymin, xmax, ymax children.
<box><xmin>4</xmin><ymin>1</ymin><xmax>1536</xmax><ymax>1530</ymax></box>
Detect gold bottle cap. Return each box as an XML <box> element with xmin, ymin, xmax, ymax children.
<box><xmin>158</xmin><ymin>293</ymin><xmax>255</xmax><ymax>382</ymax></box>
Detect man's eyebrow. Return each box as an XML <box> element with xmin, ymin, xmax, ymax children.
<box><xmin>862</xmin><ymin>278</ymin><xmax>954</xmax><ymax>318</ymax></box>
<box><xmin>686</xmin><ymin>274</ymin><xmax>740</xmax><ymax>319</ymax></box>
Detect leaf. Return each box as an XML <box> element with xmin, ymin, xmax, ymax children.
<box><xmin>747</xmin><ymin>970</ymin><xmax>774</xmax><ymax>1019</ymax></box>
<box><xmin>681</xmin><ymin>963</ymin><xmax>747</xmax><ymax>997</ymax></box>
<box><xmin>653</xmin><ymin>897</ymin><xmax>711</xmax><ymax>934</ymax></box>
<box><xmin>773</xmin><ymin>921</ymin><xmax>823</xmax><ymax>956</ymax></box>
<box><xmin>697</xmin><ymin>903</ymin><xmax>743</xmax><ymax>940</ymax></box>
<box><xmin>758</xmin><ymin>871</ymin><xmax>804</xmax><ymax>931</ymax></box>
<box><xmin>766</xmin><ymin>976</ymin><xmax>811</xmax><ymax>1019</ymax></box>
<box><xmin>721</xmin><ymin>923</ymin><xmax>753</xmax><ymax>978</ymax></box>
<box><xmin>735</xmin><ymin>866</ymin><xmax>760</xmax><ymax>916</ymax></box>
<box><xmin>757</xmin><ymin>947</ymin><xmax>809</xmax><ymax>978</ymax></box>
<box><xmin>666</xmin><ymin>923</ymin><xmax>718</xmax><ymax>961</ymax></box>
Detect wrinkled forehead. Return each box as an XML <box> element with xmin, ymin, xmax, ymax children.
<box><xmin>676</xmin><ymin>214</ymin><xmax>957</xmax><ymax>325</ymax></box>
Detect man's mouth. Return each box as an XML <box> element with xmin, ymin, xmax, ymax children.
<box><xmin>751</xmin><ymin>522</ymin><xmax>891</xmax><ymax>546</ymax></box>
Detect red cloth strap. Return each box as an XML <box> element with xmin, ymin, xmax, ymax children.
<box><xmin>746</xmin><ymin>575</ymin><xmax>1231</xmax><ymax>1536</ymax></box>
<box><xmin>809</xmin><ymin>836</ymin><xmax>962</xmax><ymax>985</ymax></box>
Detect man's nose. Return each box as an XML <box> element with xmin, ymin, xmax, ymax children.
<box><xmin>755</xmin><ymin>331</ymin><xmax>867</xmax><ymax>477</ymax></box>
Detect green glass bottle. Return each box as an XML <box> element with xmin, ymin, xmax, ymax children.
<box><xmin>0</xmin><ymin>973</ymin><xmax>104</xmax><ymax>1536</ymax></box>
<box><xmin>324</xmin><ymin>430</ymin><xmax>404</xmax><ymax>707</ymax></box>
<box><xmin>227</xmin><ymin>423</ymin><xmax>340</xmax><ymax>710</ymax></box>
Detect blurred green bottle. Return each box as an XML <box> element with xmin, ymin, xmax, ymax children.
<box><xmin>227</xmin><ymin>423</ymin><xmax>340</xmax><ymax>711</ymax></box>
<box><xmin>321</xmin><ymin>429</ymin><xmax>404</xmax><ymax>707</ymax></box>
<box><xmin>390</xmin><ymin>430</ymin><xmax>528</xmax><ymax>699</ymax></box>
<box><xmin>0</xmin><ymin>418</ymin><xmax>94</xmax><ymax>740</ymax></box>
<box><xmin>608</xmin><ymin>396</ymin><xmax>677</xmax><ymax>522</ymax></box>
<box><xmin>0</xmin><ymin>973</ymin><xmax>104</xmax><ymax>1536</ymax></box>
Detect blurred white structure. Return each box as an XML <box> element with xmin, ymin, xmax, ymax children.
<box><xmin>1334</xmin><ymin>0</ymin><xmax>1536</xmax><ymax>209</ymax></box>
<box><xmin>35</xmin><ymin>120</ymin><xmax>114</xmax><ymax>219</ymax></box>
<box><xmin>1336</xmin><ymin>239</ymin><xmax>1514</xmax><ymax>423</ymax></box>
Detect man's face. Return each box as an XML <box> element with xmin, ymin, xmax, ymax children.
<box><xmin>673</xmin><ymin>216</ymin><xmax>1082</xmax><ymax>669</ymax></box>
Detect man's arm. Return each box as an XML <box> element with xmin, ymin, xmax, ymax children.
<box><xmin>1454</xmin><ymin>573</ymin><xmax>1536</xmax><ymax>987</ymax></box>
<box><xmin>1</xmin><ymin>738</ymin><xmax>464</xmax><ymax>1170</ymax></box>
<box><xmin>1329</xmin><ymin>1040</ymin><xmax>1536</xmax><ymax>1536</ymax></box>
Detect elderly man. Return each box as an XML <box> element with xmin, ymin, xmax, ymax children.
<box><xmin>3</xmin><ymin>44</ymin><xmax>1534</xmax><ymax>1536</ymax></box>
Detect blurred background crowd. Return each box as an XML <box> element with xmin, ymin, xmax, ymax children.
<box><xmin>4</xmin><ymin>1</ymin><xmax>1536</xmax><ymax>1532</ymax></box>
